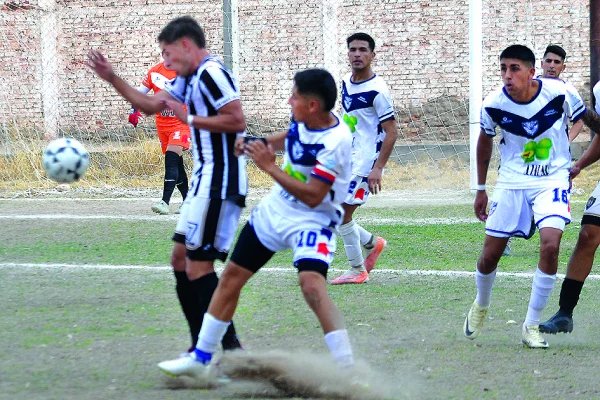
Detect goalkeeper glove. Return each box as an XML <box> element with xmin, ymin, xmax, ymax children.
<box><xmin>128</xmin><ymin>108</ymin><xmax>142</xmax><ymax>127</ymax></box>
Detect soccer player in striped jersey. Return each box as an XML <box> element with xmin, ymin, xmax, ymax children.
<box><xmin>540</xmin><ymin>80</ymin><xmax>600</xmax><ymax>335</ymax></box>
<box><xmin>156</xmin><ymin>69</ymin><xmax>358</xmax><ymax>380</ymax></box>
<box><xmin>128</xmin><ymin>61</ymin><xmax>191</xmax><ymax>215</ymax></box>
<box><xmin>331</xmin><ymin>33</ymin><xmax>398</xmax><ymax>285</ymax></box>
<box><xmin>463</xmin><ymin>45</ymin><xmax>600</xmax><ymax>349</ymax></box>
<box><xmin>87</xmin><ymin>16</ymin><xmax>246</xmax><ymax>360</ymax></box>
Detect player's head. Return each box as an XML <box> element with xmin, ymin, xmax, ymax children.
<box><xmin>347</xmin><ymin>33</ymin><xmax>375</xmax><ymax>72</ymax></box>
<box><xmin>289</xmin><ymin>69</ymin><xmax>337</xmax><ymax>122</ymax></box>
<box><xmin>541</xmin><ymin>44</ymin><xmax>567</xmax><ymax>79</ymax></box>
<box><xmin>158</xmin><ymin>16</ymin><xmax>206</xmax><ymax>76</ymax></box>
<box><xmin>499</xmin><ymin>45</ymin><xmax>536</xmax><ymax>96</ymax></box>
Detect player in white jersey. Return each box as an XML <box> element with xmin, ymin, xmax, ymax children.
<box><xmin>87</xmin><ymin>16</ymin><xmax>246</xmax><ymax>360</ymax></box>
<box><xmin>157</xmin><ymin>69</ymin><xmax>358</xmax><ymax>381</ymax></box>
<box><xmin>462</xmin><ymin>44</ymin><xmax>600</xmax><ymax>349</ymax></box>
<box><xmin>540</xmin><ymin>80</ymin><xmax>600</xmax><ymax>335</ymax></box>
<box><xmin>503</xmin><ymin>45</ymin><xmax>584</xmax><ymax>256</ymax></box>
<box><xmin>331</xmin><ymin>33</ymin><xmax>398</xmax><ymax>285</ymax></box>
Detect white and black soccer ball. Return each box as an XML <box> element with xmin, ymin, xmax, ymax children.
<box><xmin>42</xmin><ymin>138</ymin><xmax>90</xmax><ymax>183</ymax></box>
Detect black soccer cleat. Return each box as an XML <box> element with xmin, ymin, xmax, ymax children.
<box><xmin>539</xmin><ymin>311</ymin><xmax>573</xmax><ymax>334</ymax></box>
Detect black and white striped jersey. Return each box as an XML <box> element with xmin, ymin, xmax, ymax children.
<box><xmin>164</xmin><ymin>56</ymin><xmax>247</xmax><ymax>207</ymax></box>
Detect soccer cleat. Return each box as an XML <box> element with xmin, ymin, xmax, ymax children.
<box><xmin>539</xmin><ymin>311</ymin><xmax>574</xmax><ymax>334</ymax></box>
<box><xmin>151</xmin><ymin>200</ymin><xmax>169</xmax><ymax>215</ymax></box>
<box><xmin>463</xmin><ymin>301</ymin><xmax>488</xmax><ymax>339</ymax></box>
<box><xmin>522</xmin><ymin>324</ymin><xmax>549</xmax><ymax>349</ymax></box>
<box><xmin>502</xmin><ymin>237</ymin><xmax>513</xmax><ymax>256</ymax></box>
<box><xmin>157</xmin><ymin>351</ymin><xmax>216</xmax><ymax>379</ymax></box>
<box><xmin>364</xmin><ymin>237</ymin><xmax>387</xmax><ymax>273</ymax></box>
<box><xmin>331</xmin><ymin>269</ymin><xmax>369</xmax><ymax>285</ymax></box>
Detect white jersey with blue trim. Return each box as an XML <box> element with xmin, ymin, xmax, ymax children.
<box><xmin>262</xmin><ymin>113</ymin><xmax>352</xmax><ymax>227</ymax></box>
<box><xmin>341</xmin><ymin>72</ymin><xmax>395</xmax><ymax>176</ymax></box>
<box><xmin>481</xmin><ymin>78</ymin><xmax>585</xmax><ymax>189</ymax></box>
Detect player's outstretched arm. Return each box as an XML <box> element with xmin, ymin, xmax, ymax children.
<box><xmin>245</xmin><ymin>140</ymin><xmax>330</xmax><ymax>208</ymax></box>
<box><xmin>265</xmin><ymin>131</ymin><xmax>287</xmax><ymax>151</ymax></box>
<box><xmin>86</xmin><ymin>50</ymin><xmax>168</xmax><ymax>115</ymax></box>
<box><xmin>162</xmin><ymin>98</ymin><xmax>246</xmax><ymax>134</ymax></box>
<box><xmin>474</xmin><ymin>129</ymin><xmax>493</xmax><ymax>222</ymax></box>
<box><xmin>368</xmin><ymin>119</ymin><xmax>398</xmax><ymax>194</ymax></box>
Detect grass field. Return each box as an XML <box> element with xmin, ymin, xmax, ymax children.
<box><xmin>2</xmin><ymin>191</ymin><xmax>600</xmax><ymax>399</ymax></box>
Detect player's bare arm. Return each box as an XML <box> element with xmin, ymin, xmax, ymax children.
<box><xmin>581</xmin><ymin>108</ymin><xmax>600</xmax><ymax>136</ymax></box>
<box><xmin>571</xmin><ymin>132</ymin><xmax>600</xmax><ymax>179</ymax></box>
<box><xmin>368</xmin><ymin>119</ymin><xmax>398</xmax><ymax>194</ymax></box>
<box><xmin>568</xmin><ymin>120</ymin><xmax>584</xmax><ymax>142</ymax></box>
<box><xmin>162</xmin><ymin>98</ymin><xmax>246</xmax><ymax>134</ymax></box>
<box><xmin>265</xmin><ymin>131</ymin><xmax>287</xmax><ymax>151</ymax></box>
<box><xmin>86</xmin><ymin>50</ymin><xmax>169</xmax><ymax>115</ymax></box>
<box><xmin>245</xmin><ymin>140</ymin><xmax>331</xmax><ymax>208</ymax></box>
<box><xmin>474</xmin><ymin>129</ymin><xmax>493</xmax><ymax>222</ymax></box>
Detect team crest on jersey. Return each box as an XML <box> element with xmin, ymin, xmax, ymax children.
<box><xmin>292</xmin><ymin>141</ymin><xmax>304</xmax><ymax>159</ymax></box>
<box><xmin>344</xmin><ymin>96</ymin><xmax>352</xmax><ymax>110</ymax></box>
<box><xmin>522</xmin><ymin>120</ymin><xmax>539</xmax><ymax>136</ymax></box>
<box><xmin>586</xmin><ymin>196</ymin><xmax>596</xmax><ymax>210</ymax></box>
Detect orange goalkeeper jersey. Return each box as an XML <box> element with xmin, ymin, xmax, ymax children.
<box><xmin>141</xmin><ymin>62</ymin><xmax>190</xmax><ymax>136</ymax></box>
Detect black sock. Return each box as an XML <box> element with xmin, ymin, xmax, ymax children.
<box><xmin>559</xmin><ymin>278</ymin><xmax>585</xmax><ymax>316</ymax></box>
<box><xmin>190</xmin><ymin>272</ymin><xmax>242</xmax><ymax>350</ymax></box>
<box><xmin>174</xmin><ymin>271</ymin><xmax>202</xmax><ymax>348</ymax></box>
<box><xmin>176</xmin><ymin>155</ymin><xmax>189</xmax><ymax>201</ymax></box>
<box><xmin>162</xmin><ymin>151</ymin><xmax>179</xmax><ymax>204</ymax></box>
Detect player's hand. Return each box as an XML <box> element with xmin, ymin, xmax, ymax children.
<box><xmin>368</xmin><ymin>167</ymin><xmax>383</xmax><ymax>195</ymax></box>
<box><xmin>474</xmin><ymin>190</ymin><xmax>488</xmax><ymax>222</ymax></box>
<box><xmin>245</xmin><ymin>140</ymin><xmax>276</xmax><ymax>173</ymax></box>
<box><xmin>128</xmin><ymin>109</ymin><xmax>142</xmax><ymax>127</ymax></box>
<box><xmin>86</xmin><ymin>50</ymin><xmax>116</xmax><ymax>83</ymax></box>
<box><xmin>160</xmin><ymin>99</ymin><xmax>187</xmax><ymax>122</ymax></box>
<box><xmin>234</xmin><ymin>136</ymin><xmax>246</xmax><ymax>157</ymax></box>
<box><xmin>569</xmin><ymin>164</ymin><xmax>581</xmax><ymax>181</ymax></box>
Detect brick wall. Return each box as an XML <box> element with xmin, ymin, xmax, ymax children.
<box><xmin>0</xmin><ymin>0</ymin><xmax>592</xmax><ymax>137</ymax></box>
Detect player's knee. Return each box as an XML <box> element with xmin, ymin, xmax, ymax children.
<box><xmin>219</xmin><ymin>262</ymin><xmax>252</xmax><ymax>294</ymax></box>
<box><xmin>539</xmin><ymin>240</ymin><xmax>560</xmax><ymax>261</ymax></box>
<box><xmin>171</xmin><ymin>243</ymin><xmax>186</xmax><ymax>272</ymax></box>
<box><xmin>298</xmin><ymin>273</ymin><xmax>327</xmax><ymax>308</ymax></box>
<box><xmin>577</xmin><ymin>225</ymin><xmax>600</xmax><ymax>249</ymax></box>
<box><xmin>478</xmin><ymin>253</ymin><xmax>500</xmax><ymax>273</ymax></box>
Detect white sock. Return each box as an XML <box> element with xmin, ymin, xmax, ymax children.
<box><xmin>357</xmin><ymin>224</ymin><xmax>374</xmax><ymax>248</ymax></box>
<box><xmin>524</xmin><ymin>267</ymin><xmax>556</xmax><ymax>327</ymax></box>
<box><xmin>339</xmin><ymin>220</ymin><xmax>364</xmax><ymax>268</ymax></box>
<box><xmin>324</xmin><ymin>329</ymin><xmax>354</xmax><ymax>368</ymax></box>
<box><xmin>475</xmin><ymin>268</ymin><xmax>496</xmax><ymax>308</ymax></box>
<box><xmin>196</xmin><ymin>313</ymin><xmax>230</xmax><ymax>354</ymax></box>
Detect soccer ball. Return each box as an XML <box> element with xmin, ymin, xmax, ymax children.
<box><xmin>42</xmin><ymin>138</ymin><xmax>90</xmax><ymax>183</ymax></box>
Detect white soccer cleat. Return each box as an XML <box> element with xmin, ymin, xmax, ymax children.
<box><xmin>157</xmin><ymin>352</ymin><xmax>216</xmax><ymax>380</ymax></box>
<box><xmin>151</xmin><ymin>200</ymin><xmax>169</xmax><ymax>215</ymax></box>
<box><xmin>463</xmin><ymin>301</ymin><xmax>488</xmax><ymax>340</ymax></box>
<box><xmin>522</xmin><ymin>324</ymin><xmax>549</xmax><ymax>349</ymax></box>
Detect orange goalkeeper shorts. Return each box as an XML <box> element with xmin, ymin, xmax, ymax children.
<box><xmin>159</xmin><ymin>129</ymin><xmax>190</xmax><ymax>154</ymax></box>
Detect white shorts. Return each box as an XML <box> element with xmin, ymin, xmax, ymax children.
<box><xmin>344</xmin><ymin>175</ymin><xmax>370</xmax><ymax>206</ymax></box>
<box><xmin>485</xmin><ymin>186</ymin><xmax>571</xmax><ymax>238</ymax></box>
<box><xmin>174</xmin><ymin>196</ymin><xmax>243</xmax><ymax>261</ymax></box>
<box><xmin>249</xmin><ymin>202</ymin><xmax>337</xmax><ymax>266</ymax></box>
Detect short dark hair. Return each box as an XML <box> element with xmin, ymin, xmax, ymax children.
<box><xmin>158</xmin><ymin>16</ymin><xmax>206</xmax><ymax>49</ymax></box>
<box><xmin>346</xmin><ymin>32</ymin><xmax>375</xmax><ymax>52</ymax></box>
<box><xmin>293</xmin><ymin>69</ymin><xmax>337</xmax><ymax>112</ymax></box>
<box><xmin>544</xmin><ymin>44</ymin><xmax>567</xmax><ymax>61</ymax></box>
<box><xmin>499</xmin><ymin>45</ymin><xmax>535</xmax><ymax>68</ymax></box>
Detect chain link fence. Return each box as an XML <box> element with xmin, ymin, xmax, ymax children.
<box><xmin>0</xmin><ymin>0</ymin><xmax>591</xmax><ymax>192</ymax></box>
